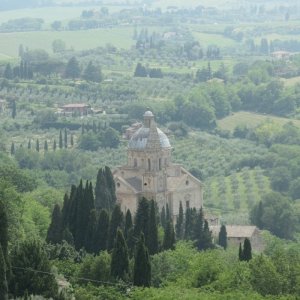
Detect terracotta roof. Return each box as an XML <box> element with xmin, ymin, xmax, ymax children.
<box><xmin>210</xmin><ymin>225</ymin><xmax>257</xmax><ymax>238</ymax></box>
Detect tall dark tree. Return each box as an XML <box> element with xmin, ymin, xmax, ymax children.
<box><xmin>64</xmin><ymin>128</ymin><xmax>68</xmax><ymax>149</ymax></box>
<box><xmin>133</xmin><ymin>233</ymin><xmax>151</xmax><ymax>287</ymax></box>
<box><xmin>65</xmin><ymin>56</ymin><xmax>81</xmax><ymax>79</ymax></box>
<box><xmin>27</xmin><ymin>139</ymin><xmax>31</xmax><ymax>150</ymax></box>
<box><xmin>44</xmin><ymin>140</ymin><xmax>48</xmax><ymax>152</ymax></box>
<box><xmin>201</xmin><ymin>220</ymin><xmax>213</xmax><ymax>250</ymax></box>
<box><xmin>111</xmin><ymin>229</ymin><xmax>129</xmax><ymax>280</ymax></box>
<box><xmin>11</xmin><ymin>100</ymin><xmax>16</xmax><ymax>119</ymax></box>
<box><xmin>0</xmin><ymin>245</ymin><xmax>8</xmax><ymax>300</ymax></box>
<box><xmin>96</xmin><ymin>209</ymin><xmax>110</xmax><ymax>252</ymax></box>
<box><xmin>71</xmin><ymin>134</ymin><xmax>74</xmax><ymax>147</ymax></box>
<box><xmin>3</xmin><ymin>63</ymin><xmax>13</xmax><ymax>79</ymax></box>
<box><xmin>243</xmin><ymin>238</ymin><xmax>252</xmax><ymax>262</ymax></box>
<box><xmin>160</xmin><ymin>206</ymin><xmax>166</xmax><ymax>229</ymax></box>
<box><xmin>59</xmin><ymin>130</ymin><xmax>63</xmax><ymax>149</ymax></box>
<box><xmin>10</xmin><ymin>240</ymin><xmax>58</xmax><ymax>298</ymax></box>
<box><xmin>53</xmin><ymin>139</ymin><xmax>57</xmax><ymax>151</ymax></box>
<box><xmin>239</xmin><ymin>243</ymin><xmax>243</xmax><ymax>261</ymax></box>
<box><xmin>36</xmin><ymin>139</ymin><xmax>40</xmax><ymax>152</ymax></box>
<box><xmin>84</xmin><ymin>209</ymin><xmax>98</xmax><ymax>253</ymax></box>
<box><xmin>184</xmin><ymin>207</ymin><xmax>192</xmax><ymax>239</ymax></box>
<box><xmin>83</xmin><ymin>61</ymin><xmax>103</xmax><ymax>83</ymax></box>
<box><xmin>124</xmin><ymin>209</ymin><xmax>133</xmax><ymax>240</ymax></box>
<box><xmin>10</xmin><ymin>142</ymin><xmax>15</xmax><ymax>155</ymax></box>
<box><xmin>147</xmin><ymin>200</ymin><xmax>158</xmax><ymax>255</ymax></box>
<box><xmin>134</xmin><ymin>63</ymin><xmax>147</xmax><ymax>77</ymax></box>
<box><xmin>218</xmin><ymin>225</ymin><xmax>227</xmax><ymax>249</ymax></box>
<box><xmin>134</xmin><ymin>197</ymin><xmax>149</xmax><ymax>242</ymax></box>
<box><xmin>108</xmin><ymin>205</ymin><xmax>124</xmax><ymax>250</ymax></box>
<box><xmin>0</xmin><ymin>199</ymin><xmax>8</xmax><ymax>268</ymax></box>
<box><xmin>163</xmin><ymin>220</ymin><xmax>175</xmax><ymax>250</ymax></box>
<box><xmin>175</xmin><ymin>201</ymin><xmax>183</xmax><ymax>239</ymax></box>
<box><xmin>46</xmin><ymin>204</ymin><xmax>62</xmax><ymax>244</ymax></box>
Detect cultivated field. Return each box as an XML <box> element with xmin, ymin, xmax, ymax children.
<box><xmin>217</xmin><ymin>111</ymin><xmax>300</xmax><ymax>132</ymax></box>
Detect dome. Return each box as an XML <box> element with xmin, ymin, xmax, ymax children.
<box><xmin>129</xmin><ymin>127</ymin><xmax>171</xmax><ymax>150</ymax></box>
<box><xmin>144</xmin><ymin>110</ymin><xmax>154</xmax><ymax>117</ymax></box>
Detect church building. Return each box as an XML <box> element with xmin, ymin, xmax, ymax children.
<box><xmin>113</xmin><ymin>111</ymin><xmax>204</xmax><ymax>219</ymax></box>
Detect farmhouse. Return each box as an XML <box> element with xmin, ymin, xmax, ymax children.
<box><xmin>61</xmin><ymin>103</ymin><xmax>91</xmax><ymax>116</ymax></box>
<box><xmin>113</xmin><ymin>111</ymin><xmax>204</xmax><ymax>219</ymax></box>
<box><xmin>210</xmin><ymin>225</ymin><xmax>265</xmax><ymax>252</ymax></box>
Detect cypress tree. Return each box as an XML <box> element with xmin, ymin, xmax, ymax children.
<box><xmin>46</xmin><ymin>204</ymin><xmax>62</xmax><ymax>244</ymax></box>
<box><xmin>4</xmin><ymin>63</ymin><xmax>13</xmax><ymax>79</ymax></box>
<box><xmin>96</xmin><ymin>209</ymin><xmax>110</xmax><ymax>252</ymax></box>
<box><xmin>175</xmin><ymin>201</ymin><xmax>183</xmax><ymax>239</ymax></box>
<box><xmin>95</xmin><ymin>168</ymin><xmax>108</xmax><ymax>210</ymax></box>
<box><xmin>44</xmin><ymin>140</ymin><xmax>48</xmax><ymax>152</ymax></box>
<box><xmin>134</xmin><ymin>197</ymin><xmax>149</xmax><ymax>242</ymax></box>
<box><xmin>10</xmin><ymin>142</ymin><xmax>15</xmax><ymax>155</ymax></box>
<box><xmin>163</xmin><ymin>220</ymin><xmax>175</xmax><ymax>251</ymax></box>
<box><xmin>36</xmin><ymin>139</ymin><xmax>40</xmax><ymax>152</ymax></box>
<box><xmin>64</xmin><ymin>128</ymin><xmax>68</xmax><ymax>148</ymax></box>
<box><xmin>65</xmin><ymin>56</ymin><xmax>81</xmax><ymax>79</ymax></box>
<box><xmin>133</xmin><ymin>233</ymin><xmax>151</xmax><ymax>287</ymax></box>
<box><xmin>53</xmin><ymin>139</ymin><xmax>57</xmax><ymax>151</ymax></box>
<box><xmin>12</xmin><ymin>100</ymin><xmax>16</xmax><ymax>119</ymax></box>
<box><xmin>242</xmin><ymin>238</ymin><xmax>252</xmax><ymax>262</ymax></box>
<box><xmin>111</xmin><ymin>229</ymin><xmax>129</xmax><ymax>280</ymax></box>
<box><xmin>193</xmin><ymin>207</ymin><xmax>204</xmax><ymax>249</ymax></box>
<box><xmin>184</xmin><ymin>207</ymin><xmax>192</xmax><ymax>239</ymax></box>
<box><xmin>71</xmin><ymin>134</ymin><xmax>74</xmax><ymax>147</ymax></box>
<box><xmin>239</xmin><ymin>243</ymin><xmax>243</xmax><ymax>261</ymax></box>
<box><xmin>84</xmin><ymin>209</ymin><xmax>98</xmax><ymax>253</ymax></box>
<box><xmin>201</xmin><ymin>220</ymin><xmax>213</xmax><ymax>250</ymax></box>
<box><xmin>147</xmin><ymin>200</ymin><xmax>158</xmax><ymax>255</ymax></box>
<box><xmin>218</xmin><ymin>225</ymin><xmax>227</xmax><ymax>249</ymax></box>
<box><xmin>0</xmin><ymin>245</ymin><xmax>8</xmax><ymax>300</ymax></box>
<box><xmin>108</xmin><ymin>205</ymin><xmax>124</xmax><ymax>250</ymax></box>
<box><xmin>160</xmin><ymin>206</ymin><xmax>166</xmax><ymax>229</ymax></box>
<box><xmin>124</xmin><ymin>209</ymin><xmax>133</xmax><ymax>240</ymax></box>
<box><xmin>59</xmin><ymin>130</ymin><xmax>63</xmax><ymax>149</ymax></box>
<box><xmin>166</xmin><ymin>203</ymin><xmax>170</xmax><ymax>222</ymax></box>
<box><xmin>104</xmin><ymin>166</ymin><xmax>117</xmax><ymax>210</ymax></box>
<box><xmin>28</xmin><ymin>139</ymin><xmax>31</xmax><ymax>150</ymax></box>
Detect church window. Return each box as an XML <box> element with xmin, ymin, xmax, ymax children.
<box><xmin>186</xmin><ymin>200</ymin><xmax>190</xmax><ymax>208</ymax></box>
<box><xmin>117</xmin><ymin>182</ymin><xmax>120</xmax><ymax>188</ymax></box>
<box><xmin>186</xmin><ymin>180</ymin><xmax>189</xmax><ymax>185</ymax></box>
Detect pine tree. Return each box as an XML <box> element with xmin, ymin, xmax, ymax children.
<box><xmin>44</xmin><ymin>140</ymin><xmax>48</xmax><ymax>152</ymax></box>
<box><xmin>36</xmin><ymin>139</ymin><xmax>40</xmax><ymax>152</ymax></box>
<box><xmin>46</xmin><ymin>204</ymin><xmax>62</xmax><ymax>244</ymax></box>
<box><xmin>218</xmin><ymin>225</ymin><xmax>227</xmax><ymax>249</ymax></box>
<box><xmin>53</xmin><ymin>139</ymin><xmax>57</xmax><ymax>151</ymax></box>
<box><xmin>134</xmin><ymin>197</ymin><xmax>149</xmax><ymax>242</ymax></box>
<box><xmin>96</xmin><ymin>209</ymin><xmax>110</xmax><ymax>252</ymax></box>
<box><xmin>133</xmin><ymin>233</ymin><xmax>151</xmax><ymax>287</ymax></box>
<box><xmin>111</xmin><ymin>229</ymin><xmax>129</xmax><ymax>280</ymax></box>
<box><xmin>12</xmin><ymin>100</ymin><xmax>16</xmax><ymax>119</ymax></box>
<box><xmin>10</xmin><ymin>240</ymin><xmax>58</xmax><ymax>298</ymax></box>
<box><xmin>163</xmin><ymin>220</ymin><xmax>175</xmax><ymax>250</ymax></box>
<box><xmin>64</xmin><ymin>128</ymin><xmax>68</xmax><ymax>148</ymax></box>
<box><xmin>59</xmin><ymin>130</ymin><xmax>63</xmax><ymax>149</ymax></box>
<box><xmin>108</xmin><ymin>205</ymin><xmax>124</xmax><ymax>250</ymax></box>
<box><xmin>147</xmin><ymin>200</ymin><xmax>158</xmax><ymax>255</ymax></box>
<box><xmin>0</xmin><ymin>245</ymin><xmax>8</xmax><ymax>300</ymax></box>
<box><xmin>65</xmin><ymin>56</ymin><xmax>81</xmax><ymax>79</ymax></box>
<box><xmin>175</xmin><ymin>201</ymin><xmax>183</xmax><ymax>239</ymax></box>
<box><xmin>242</xmin><ymin>238</ymin><xmax>252</xmax><ymax>262</ymax></box>
<box><xmin>10</xmin><ymin>142</ymin><xmax>15</xmax><ymax>155</ymax></box>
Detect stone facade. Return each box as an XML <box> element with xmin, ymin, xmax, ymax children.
<box><xmin>113</xmin><ymin>111</ymin><xmax>204</xmax><ymax>219</ymax></box>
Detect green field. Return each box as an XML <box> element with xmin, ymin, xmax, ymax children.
<box><xmin>217</xmin><ymin>111</ymin><xmax>300</xmax><ymax>132</ymax></box>
<box><xmin>192</xmin><ymin>31</ymin><xmax>239</xmax><ymax>48</ymax></box>
<box><xmin>281</xmin><ymin>76</ymin><xmax>300</xmax><ymax>87</ymax></box>
<box><xmin>0</xmin><ymin>27</ymin><xmax>135</xmax><ymax>57</ymax></box>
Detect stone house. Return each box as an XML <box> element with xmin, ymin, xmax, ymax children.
<box><xmin>61</xmin><ymin>103</ymin><xmax>91</xmax><ymax>116</ymax></box>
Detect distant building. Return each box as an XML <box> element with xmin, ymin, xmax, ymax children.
<box><xmin>123</xmin><ymin>122</ymin><xmax>143</xmax><ymax>140</ymax></box>
<box><xmin>61</xmin><ymin>104</ymin><xmax>91</xmax><ymax>116</ymax></box>
<box><xmin>271</xmin><ymin>51</ymin><xmax>291</xmax><ymax>60</ymax></box>
<box><xmin>0</xmin><ymin>99</ymin><xmax>6</xmax><ymax>113</ymax></box>
<box><xmin>210</xmin><ymin>225</ymin><xmax>265</xmax><ymax>252</ymax></box>
<box><xmin>113</xmin><ymin>111</ymin><xmax>204</xmax><ymax>218</ymax></box>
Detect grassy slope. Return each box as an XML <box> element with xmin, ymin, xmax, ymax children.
<box><xmin>0</xmin><ymin>27</ymin><xmax>135</xmax><ymax>57</ymax></box>
<box><xmin>217</xmin><ymin>111</ymin><xmax>300</xmax><ymax>132</ymax></box>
